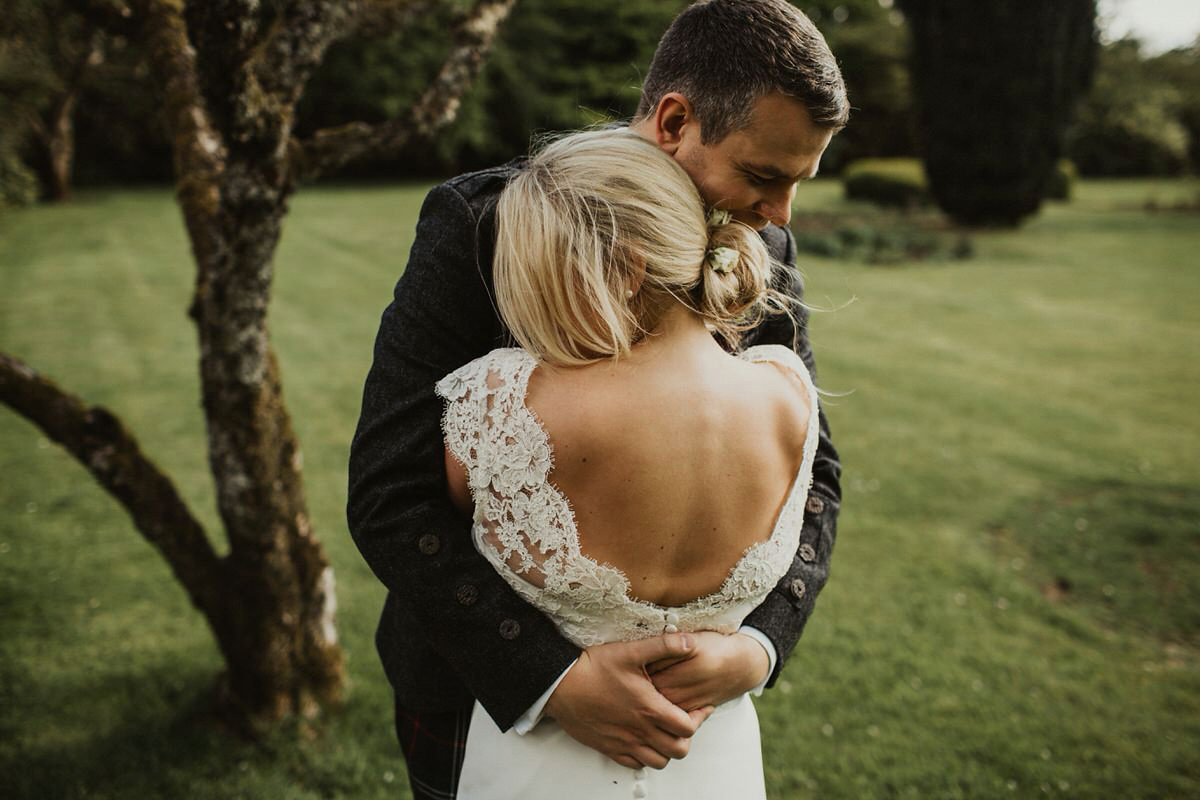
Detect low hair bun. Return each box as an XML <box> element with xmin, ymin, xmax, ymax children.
<box><xmin>693</xmin><ymin>219</ymin><xmax>773</xmax><ymax>345</ymax></box>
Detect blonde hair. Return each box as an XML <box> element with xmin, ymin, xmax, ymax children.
<box><xmin>495</xmin><ymin>129</ymin><xmax>788</xmax><ymax>366</ymax></box>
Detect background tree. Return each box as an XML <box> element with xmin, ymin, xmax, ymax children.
<box><xmin>1068</xmin><ymin>37</ymin><xmax>1198</xmax><ymax>177</ymax></box>
<box><xmin>0</xmin><ymin>0</ymin><xmax>515</xmax><ymax>733</ymax></box>
<box><xmin>0</xmin><ymin>0</ymin><xmax>112</xmax><ymax>200</ymax></box>
<box><xmin>1152</xmin><ymin>39</ymin><xmax>1200</xmax><ymax>171</ymax></box>
<box><xmin>792</xmin><ymin>0</ymin><xmax>914</xmax><ymax>172</ymax></box>
<box><xmin>298</xmin><ymin>0</ymin><xmax>684</xmax><ymax>174</ymax></box>
<box><xmin>897</xmin><ymin>0</ymin><xmax>1097</xmax><ymax>226</ymax></box>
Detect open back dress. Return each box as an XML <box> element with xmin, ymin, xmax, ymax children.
<box><xmin>435</xmin><ymin>344</ymin><xmax>820</xmax><ymax>800</ymax></box>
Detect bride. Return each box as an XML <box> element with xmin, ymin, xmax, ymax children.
<box><xmin>436</xmin><ymin>129</ymin><xmax>820</xmax><ymax>799</ymax></box>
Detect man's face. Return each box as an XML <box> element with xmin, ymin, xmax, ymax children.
<box><xmin>673</xmin><ymin>93</ymin><xmax>834</xmax><ymax>230</ymax></box>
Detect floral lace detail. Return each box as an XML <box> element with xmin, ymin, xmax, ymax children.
<box><xmin>435</xmin><ymin>346</ymin><xmax>820</xmax><ymax>648</ymax></box>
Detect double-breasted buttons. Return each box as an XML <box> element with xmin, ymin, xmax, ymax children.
<box><xmin>418</xmin><ymin>533</ymin><xmax>441</xmax><ymax>555</ymax></box>
<box><xmin>805</xmin><ymin>494</ymin><xmax>825</xmax><ymax>515</ymax></box>
<box><xmin>790</xmin><ymin>578</ymin><xmax>807</xmax><ymax>600</ymax></box>
<box><xmin>799</xmin><ymin>543</ymin><xmax>817</xmax><ymax>563</ymax></box>
<box><xmin>499</xmin><ymin>619</ymin><xmax>521</xmax><ymax>640</ymax></box>
<box><xmin>456</xmin><ymin>584</ymin><xmax>479</xmax><ymax>606</ymax></box>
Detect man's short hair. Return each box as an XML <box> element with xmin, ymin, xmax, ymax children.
<box><xmin>636</xmin><ymin>0</ymin><xmax>849</xmax><ymax>143</ymax></box>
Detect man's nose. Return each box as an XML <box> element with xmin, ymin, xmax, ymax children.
<box><xmin>755</xmin><ymin>184</ymin><xmax>796</xmax><ymax>227</ymax></box>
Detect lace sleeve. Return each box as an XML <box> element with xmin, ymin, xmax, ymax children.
<box><xmin>434</xmin><ymin>355</ymin><xmax>492</xmax><ymax>496</ymax></box>
<box><xmin>434</xmin><ymin>349</ymin><xmax>568</xmax><ymax>591</ymax></box>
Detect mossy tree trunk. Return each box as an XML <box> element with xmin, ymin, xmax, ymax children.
<box><xmin>1</xmin><ymin>0</ymin><xmax>514</xmax><ymax>732</ymax></box>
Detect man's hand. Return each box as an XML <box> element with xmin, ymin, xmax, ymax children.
<box><xmin>646</xmin><ymin>631</ymin><xmax>770</xmax><ymax>712</ymax></box>
<box><xmin>544</xmin><ymin>634</ymin><xmax>716</xmax><ymax>770</ymax></box>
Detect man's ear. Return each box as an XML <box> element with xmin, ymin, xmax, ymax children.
<box><xmin>652</xmin><ymin>92</ymin><xmax>697</xmax><ymax>155</ymax></box>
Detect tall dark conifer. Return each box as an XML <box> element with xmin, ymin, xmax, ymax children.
<box><xmin>897</xmin><ymin>0</ymin><xmax>1097</xmax><ymax>226</ymax></box>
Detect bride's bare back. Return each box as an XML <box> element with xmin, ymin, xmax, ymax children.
<box><xmin>524</xmin><ymin>344</ymin><xmax>812</xmax><ymax>607</ymax></box>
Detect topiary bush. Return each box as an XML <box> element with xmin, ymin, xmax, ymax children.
<box><xmin>791</xmin><ymin>209</ymin><xmax>973</xmax><ymax>264</ymax></box>
<box><xmin>1045</xmin><ymin>159</ymin><xmax>1078</xmax><ymax>201</ymax></box>
<box><xmin>843</xmin><ymin>158</ymin><xmax>931</xmax><ymax>208</ymax></box>
<box><xmin>0</xmin><ymin>143</ymin><xmax>38</xmax><ymax>210</ymax></box>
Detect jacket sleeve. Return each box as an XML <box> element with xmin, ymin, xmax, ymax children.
<box><xmin>347</xmin><ymin>182</ymin><xmax>580</xmax><ymax>730</ymax></box>
<box><xmin>741</xmin><ymin>224</ymin><xmax>843</xmax><ymax>687</ymax></box>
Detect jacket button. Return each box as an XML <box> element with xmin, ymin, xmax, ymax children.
<box><xmin>805</xmin><ymin>494</ymin><xmax>825</xmax><ymax>514</ymax></box>
<box><xmin>456</xmin><ymin>584</ymin><xmax>479</xmax><ymax>606</ymax></box>
<box><xmin>499</xmin><ymin>619</ymin><xmax>521</xmax><ymax>640</ymax></box>
<box><xmin>799</xmin><ymin>543</ymin><xmax>817</xmax><ymax>563</ymax></box>
<box><xmin>790</xmin><ymin>578</ymin><xmax>807</xmax><ymax>600</ymax></box>
<box><xmin>453</xmin><ymin>582</ymin><xmax>477</xmax><ymax>606</ymax></box>
<box><xmin>418</xmin><ymin>534</ymin><xmax>440</xmax><ymax>555</ymax></box>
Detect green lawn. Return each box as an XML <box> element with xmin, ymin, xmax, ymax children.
<box><xmin>1</xmin><ymin>179</ymin><xmax>1197</xmax><ymax>799</ymax></box>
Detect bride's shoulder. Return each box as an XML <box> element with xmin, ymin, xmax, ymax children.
<box><xmin>738</xmin><ymin>344</ymin><xmax>817</xmax><ymax>430</ymax></box>
<box><xmin>741</xmin><ymin>344</ymin><xmax>816</xmax><ymax>392</ymax></box>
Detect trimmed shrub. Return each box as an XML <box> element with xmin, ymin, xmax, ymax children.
<box><xmin>1045</xmin><ymin>159</ymin><xmax>1078</xmax><ymax>201</ymax></box>
<box><xmin>843</xmin><ymin>158</ymin><xmax>930</xmax><ymax>208</ymax></box>
<box><xmin>0</xmin><ymin>146</ymin><xmax>38</xmax><ymax>210</ymax></box>
<box><xmin>791</xmin><ymin>209</ymin><xmax>973</xmax><ymax>264</ymax></box>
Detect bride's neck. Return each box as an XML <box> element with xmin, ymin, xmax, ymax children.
<box><xmin>630</xmin><ymin>301</ymin><xmax>726</xmax><ymax>362</ymax></box>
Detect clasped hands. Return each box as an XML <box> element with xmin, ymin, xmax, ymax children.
<box><xmin>543</xmin><ymin>631</ymin><xmax>770</xmax><ymax>770</ymax></box>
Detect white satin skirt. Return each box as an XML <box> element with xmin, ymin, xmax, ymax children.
<box><xmin>457</xmin><ymin>693</ymin><xmax>766</xmax><ymax>800</ymax></box>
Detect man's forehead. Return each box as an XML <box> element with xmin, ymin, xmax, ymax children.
<box><xmin>736</xmin><ymin>158</ymin><xmax>818</xmax><ymax>182</ymax></box>
<box><xmin>726</xmin><ymin>128</ymin><xmax>825</xmax><ymax>180</ymax></box>
<box><xmin>746</xmin><ymin>91</ymin><xmax>819</xmax><ymax>130</ymax></box>
<box><xmin>723</xmin><ymin>97</ymin><xmax>832</xmax><ymax>176</ymax></box>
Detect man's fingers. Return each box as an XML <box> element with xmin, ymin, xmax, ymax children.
<box><xmin>645</xmin><ymin>654</ymin><xmax>690</xmax><ymax>675</ymax></box>
<box><xmin>647</xmin><ymin>661</ymin><xmax>689</xmax><ymax>691</ymax></box>
<box><xmin>616</xmin><ymin>632</ymin><xmax>694</xmax><ymax>667</ymax></box>
<box><xmin>631</xmin><ymin>746</ymin><xmax>671</xmax><ymax>770</ymax></box>
<box><xmin>612</xmin><ymin>754</ymin><xmax>643</xmax><ymax>770</ymax></box>
<box><xmin>688</xmin><ymin>705</ymin><xmax>716</xmax><ymax>727</ymax></box>
<box><xmin>645</xmin><ymin>729</ymin><xmax>691</xmax><ymax>761</ymax></box>
<box><xmin>643</xmin><ymin>691</ymin><xmax>698</xmax><ymax>738</ymax></box>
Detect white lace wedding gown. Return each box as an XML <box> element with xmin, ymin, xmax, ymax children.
<box><xmin>435</xmin><ymin>344</ymin><xmax>820</xmax><ymax>800</ymax></box>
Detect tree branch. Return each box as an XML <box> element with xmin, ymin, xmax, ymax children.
<box><xmin>131</xmin><ymin>0</ymin><xmax>226</xmax><ymax>269</ymax></box>
<box><xmin>245</xmin><ymin>1</ymin><xmax>361</xmax><ymax>119</ymax></box>
<box><xmin>0</xmin><ymin>351</ymin><xmax>224</xmax><ymax>614</ymax></box>
<box><xmin>290</xmin><ymin>0</ymin><xmax>516</xmax><ymax>183</ymax></box>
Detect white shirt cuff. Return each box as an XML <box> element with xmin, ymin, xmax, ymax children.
<box><xmin>736</xmin><ymin>625</ymin><xmax>777</xmax><ymax>697</ymax></box>
<box><xmin>512</xmin><ymin>660</ymin><xmax>576</xmax><ymax>735</ymax></box>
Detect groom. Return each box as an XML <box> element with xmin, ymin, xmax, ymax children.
<box><xmin>348</xmin><ymin>1</ymin><xmax>847</xmax><ymax>796</ymax></box>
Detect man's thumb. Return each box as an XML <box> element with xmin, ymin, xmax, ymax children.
<box><xmin>624</xmin><ymin>632</ymin><xmax>693</xmax><ymax>665</ymax></box>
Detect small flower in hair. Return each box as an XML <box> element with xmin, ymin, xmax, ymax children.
<box><xmin>706</xmin><ymin>208</ymin><xmax>732</xmax><ymax>228</ymax></box>
<box><xmin>706</xmin><ymin>246</ymin><xmax>739</xmax><ymax>274</ymax></box>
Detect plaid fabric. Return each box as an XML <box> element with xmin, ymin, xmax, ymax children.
<box><xmin>395</xmin><ymin>701</ymin><xmax>474</xmax><ymax>800</ymax></box>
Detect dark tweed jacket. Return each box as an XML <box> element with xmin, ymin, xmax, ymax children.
<box><xmin>347</xmin><ymin>161</ymin><xmax>842</xmax><ymax>733</ymax></box>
